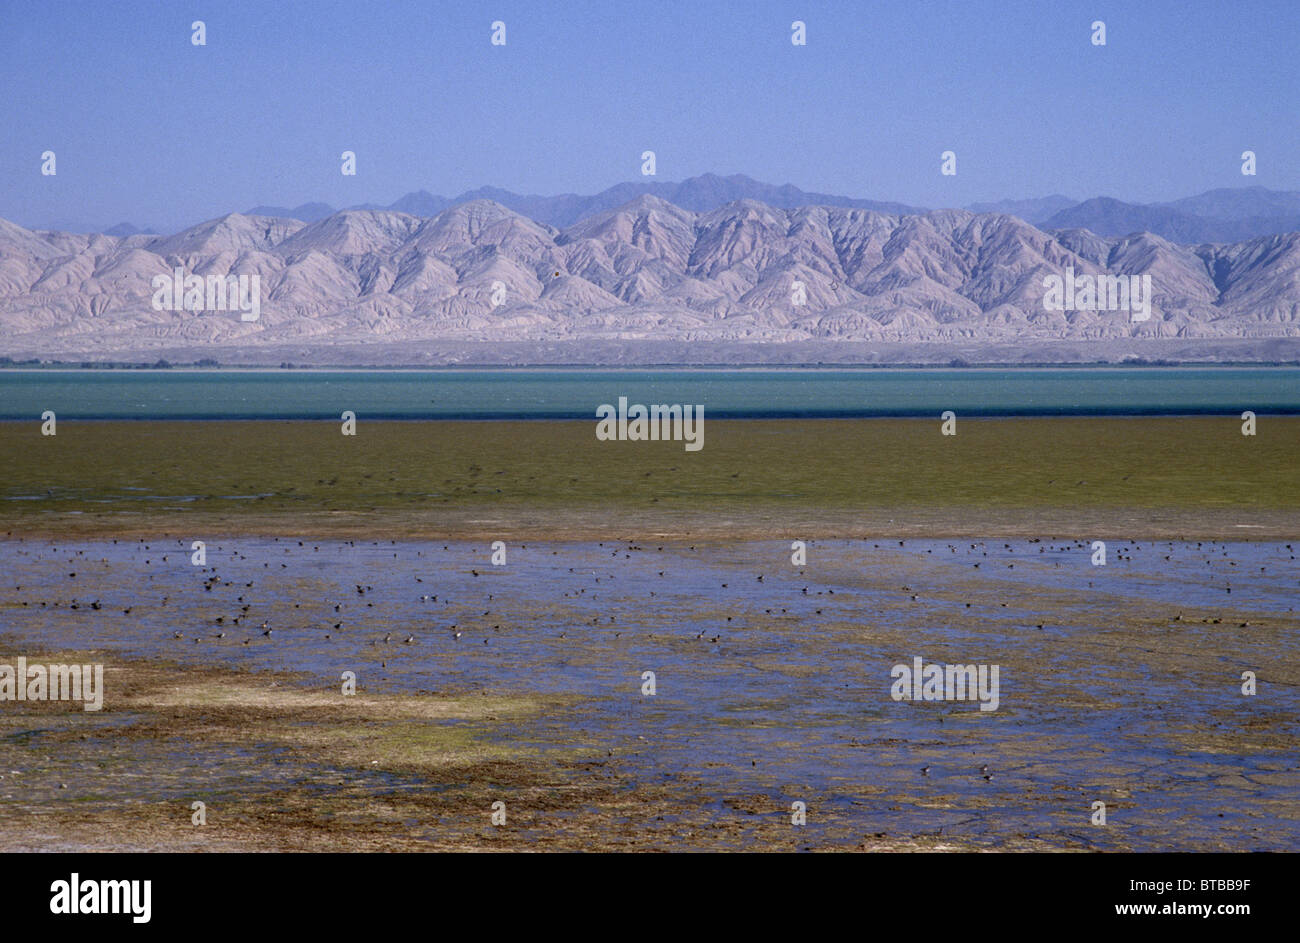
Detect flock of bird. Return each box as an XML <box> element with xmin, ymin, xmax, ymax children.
<box><xmin>4</xmin><ymin>536</ymin><xmax>1290</xmax><ymax>655</ymax></box>
<box><xmin>3</xmin><ymin>534</ymin><xmax>1293</xmax><ymax>797</ymax></box>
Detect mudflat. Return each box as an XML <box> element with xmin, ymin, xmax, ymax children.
<box><xmin>0</xmin><ymin>535</ymin><xmax>1295</xmax><ymax>852</ymax></box>
<box><xmin>1</xmin><ymin>416</ymin><xmax>1295</xmax><ymax>851</ymax></box>
<box><xmin>2</xmin><ymin>417</ymin><xmax>1296</xmax><ymax>540</ymax></box>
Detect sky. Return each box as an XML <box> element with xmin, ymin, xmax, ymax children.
<box><xmin>2</xmin><ymin>0</ymin><xmax>1298</xmax><ymax>232</ymax></box>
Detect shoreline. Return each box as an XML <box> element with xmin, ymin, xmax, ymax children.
<box><xmin>5</xmin><ymin>363</ymin><xmax>1300</xmax><ymax>372</ymax></box>
<box><xmin>3</xmin><ymin>506</ymin><xmax>1299</xmax><ymax>542</ymax></box>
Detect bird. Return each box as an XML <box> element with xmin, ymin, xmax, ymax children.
<box><xmin>404</xmin><ymin>634</ymin><xmax>415</xmax><ymax>644</ymax></box>
<box><xmin>921</xmin><ymin>765</ymin><xmax>931</xmax><ymax>776</ymax></box>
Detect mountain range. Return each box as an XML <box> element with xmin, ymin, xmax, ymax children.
<box><xmin>2</xmin><ymin>188</ymin><xmax>1299</xmax><ymax>365</ymax></box>
<box><xmin>1042</xmin><ymin>193</ymin><xmax>1300</xmax><ymax>244</ymax></box>
<box><xmin>246</xmin><ymin>173</ymin><xmax>924</xmax><ymax>230</ymax></box>
<box><xmin>233</xmin><ymin>174</ymin><xmax>1300</xmax><ymax>244</ymax></box>
<box><xmin>63</xmin><ymin>174</ymin><xmax>1300</xmax><ymax>264</ymax></box>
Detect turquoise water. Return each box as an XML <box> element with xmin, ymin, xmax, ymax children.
<box><xmin>0</xmin><ymin>367</ymin><xmax>1296</xmax><ymax>419</ymax></box>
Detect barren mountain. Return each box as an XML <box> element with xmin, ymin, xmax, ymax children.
<box><xmin>965</xmin><ymin>195</ymin><xmax>1078</xmax><ymax>224</ymax></box>
<box><xmin>247</xmin><ymin>173</ymin><xmax>925</xmax><ymax>231</ymax></box>
<box><xmin>1</xmin><ymin>195</ymin><xmax>1298</xmax><ymax>364</ymax></box>
<box><xmin>1045</xmin><ymin>194</ymin><xmax>1300</xmax><ymax>244</ymax></box>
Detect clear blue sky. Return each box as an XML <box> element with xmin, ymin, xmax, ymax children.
<box><xmin>3</xmin><ymin>0</ymin><xmax>1297</xmax><ymax>231</ymax></box>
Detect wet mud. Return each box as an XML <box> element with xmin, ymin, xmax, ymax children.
<box><xmin>1</xmin><ymin>537</ymin><xmax>1295</xmax><ymax>851</ymax></box>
